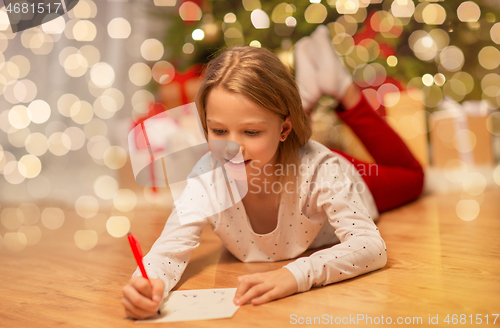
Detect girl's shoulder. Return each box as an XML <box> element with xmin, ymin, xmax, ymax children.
<box><xmin>299</xmin><ymin>139</ymin><xmax>338</xmax><ymax>163</ymax></box>
<box><xmin>187</xmin><ymin>151</ymin><xmax>213</xmax><ymax>178</ymax></box>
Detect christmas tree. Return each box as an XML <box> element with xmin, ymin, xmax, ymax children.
<box><xmin>144</xmin><ymin>0</ymin><xmax>500</xmax><ymax>112</ymax></box>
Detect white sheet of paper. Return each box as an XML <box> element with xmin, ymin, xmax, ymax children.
<box><xmin>137</xmin><ymin>288</ymin><xmax>240</xmax><ymax>323</ymax></box>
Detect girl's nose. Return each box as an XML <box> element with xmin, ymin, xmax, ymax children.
<box><xmin>224</xmin><ymin>139</ymin><xmax>243</xmax><ymax>160</ymax></box>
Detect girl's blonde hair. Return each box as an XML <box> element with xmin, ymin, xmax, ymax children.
<box><xmin>196</xmin><ymin>45</ymin><xmax>312</xmax><ymax>207</ymax></box>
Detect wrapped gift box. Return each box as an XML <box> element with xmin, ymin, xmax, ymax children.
<box><xmin>430</xmin><ymin>100</ymin><xmax>494</xmax><ymax>168</ymax></box>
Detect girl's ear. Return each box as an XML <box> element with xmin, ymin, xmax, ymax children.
<box><xmin>281</xmin><ymin>115</ymin><xmax>292</xmax><ymax>136</ymax></box>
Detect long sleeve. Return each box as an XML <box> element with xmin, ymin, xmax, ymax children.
<box><xmin>132</xmin><ymin>206</ymin><xmax>208</xmax><ymax>298</ymax></box>
<box><xmin>283</xmin><ymin>155</ymin><xmax>387</xmax><ymax>293</ymax></box>
<box><xmin>131</xmin><ymin>166</ymin><xmax>216</xmax><ymax>298</ymax></box>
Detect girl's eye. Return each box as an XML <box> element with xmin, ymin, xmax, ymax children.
<box><xmin>211</xmin><ymin>129</ymin><xmax>259</xmax><ymax>136</ymax></box>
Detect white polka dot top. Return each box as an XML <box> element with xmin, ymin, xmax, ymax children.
<box><xmin>134</xmin><ymin>139</ymin><xmax>387</xmax><ymax>296</ymax></box>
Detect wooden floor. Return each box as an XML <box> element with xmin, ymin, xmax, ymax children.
<box><xmin>1</xmin><ymin>187</ymin><xmax>499</xmax><ymax>328</ymax></box>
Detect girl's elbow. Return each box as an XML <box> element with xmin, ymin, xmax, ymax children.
<box><xmin>368</xmin><ymin>236</ymin><xmax>387</xmax><ymax>268</ymax></box>
<box><xmin>379</xmin><ymin>250</ymin><xmax>388</xmax><ymax>268</ymax></box>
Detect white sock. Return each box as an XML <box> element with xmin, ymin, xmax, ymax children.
<box><xmin>294</xmin><ymin>36</ymin><xmax>322</xmax><ymax>115</ymax></box>
<box><xmin>310</xmin><ymin>25</ymin><xmax>353</xmax><ymax>100</ymax></box>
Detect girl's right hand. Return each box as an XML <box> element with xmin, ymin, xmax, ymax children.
<box><xmin>121</xmin><ymin>276</ymin><xmax>165</xmax><ymax>319</ymax></box>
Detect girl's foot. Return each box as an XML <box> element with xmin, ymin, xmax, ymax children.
<box><xmin>310</xmin><ymin>25</ymin><xmax>353</xmax><ymax>101</ymax></box>
<box><xmin>294</xmin><ymin>36</ymin><xmax>322</xmax><ymax>116</ymax></box>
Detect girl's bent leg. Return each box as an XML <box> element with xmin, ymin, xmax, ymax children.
<box><xmin>330</xmin><ymin>149</ymin><xmax>424</xmax><ymax>213</ymax></box>
<box><xmin>336</xmin><ymin>94</ymin><xmax>422</xmax><ymax>171</ymax></box>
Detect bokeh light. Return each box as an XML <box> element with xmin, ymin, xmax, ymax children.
<box><xmin>18</xmin><ymin>154</ymin><xmax>42</xmax><ymax>179</ymax></box>
<box><xmin>94</xmin><ymin>175</ymin><xmax>119</xmax><ymax>200</ymax></box>
<box><xmin>377</xmin><ymin>83</ymin><xmax>400</xmax><ymax>107</ymax></box>
<box><xmin>131</xmin><ymin>89</ymin><xmax>154</xmax><ymax>118</ymax></box>
<box><xmin>224</xmin><ymin>13</ymin><xmax>237</xmax><ymax>24</ymax></box>
<box><xmin>74</xmin><ymin>230</ymin><xmax>98</xmax><ymax>250</ymax></box>
<box><xmin>422</xmin><ymin>4</ymin><xmax>446</xmax><ymax>25</ymax></box>
<box><xmin>9</xmin><ymin>127</ymin><xmax>31</xmax><ymax>148</ymax></box>
<box><xmin>434</xmin><ymin>73</ymin><xmax>446</xmax><ymax>86</ymax></box>
<box><xmin>103</xmin><ymin>146</ymin><xmax>127</xmax><ymax>170</ymax></box>
<box><xmin>478</xmin><ymin>46</ymin><xmax>500</xmax><ymax>70</ymax></box>
<box><xmin>71</xmin><ymin>0</ymin><xmax>98</xmax><ymax>19</ymax></box>
<box><xmin>409</xmin><ymin>30</ymin><xmax>438</xmax><ymax>61</ymax></box>
<box><xmin>87</xmin><ymin>135</ymin><xmax>110</xmax><ymax>162</ymax></box>
<box><xmin>391</xmin><ymin>0</ymin><xmax>415</xmax><ymax>18</ymax></box>
<box><xmin>93</xmin><ymin>95</ymin><xmax>118</xmax><ymax>119</ymax></box>
<box><xmin>457</xmin><ymin>1</ymin><xmax>481</xmax><ymax>22</ymax></box>
<box><xmin>463</xmin><ymin>172</ymin><xmax>487</xmax><ymax>196</ymax></box>
<box><xmin>48</xmin><ymin>132</ymin><xmax>72</xmax><ymax>156</ymax></box>
<box><xmin>113</xmin><ymin>189</ymin><xmax>137</xmax><ymax>212</ymax></box>
<box><xmin>129</xmin><ymin>62</ymin><xmax>152</xmax><ymax>86</ymax></box>
<box><xmin>152</xmin><ymin>61</ymin><xmax>175</xmax><ymax>84</ymax></box>
<box><xmin>422</xmin><ymin>74</ymin><xmax>434</xmax><ymax>87</ymax></box>
<box><xmin>140</xmin><ymin>39</ymin><xmax>164</xmax><ymax>61</ymax></box>
<box><xmin>1</xmin><ymin>207</ymin><xmax>24</xmax><ymax>230</ymax></box>
<box><xmin>64</xmin><ymin>126</ymin><xmax>86</xmax><ymax>151</ymax></box>
<box><xmin>439</xmin><ymin>46</ymin><xmax>464</xmax><ymax>72</ymax></box>
<box><xmin>18</xmin><ymin>226</ymin><xmax>42</xmax><ymax>246</ymax></box>
<box><xmin>192</xmin><ymin>29</ymin><xmax>205</xmax><ymax>41</ymax></box>
<box><xmin>182</xmin><ymin>42</ymin><xmax>195</xmax><ymax>54</ymax></box>
<box><xmin>41</xmin><ymin>207</ymin><xmax>65</xmax><ymax>230</ymax></box>
<box><xmin>456</xmin><ymin>200</ymin><xmax>480</xmax><ymax>221</ymax></box>
<box><xmin>453</xmin><ymin>129</ymin><xmax>476</xmax><ymax>154</ymax></box>
<box><xmin>251</xmin><ymin>9</ymin><xmax>270</xmax><ymax>29</ymax></box>
<box><xmin>179</xmin><ymin>1</ymin><xmax>202</xmax><ymax>21</ymax></box>
<box><xmin>75</xmin><ymin>196</ymin><xmax>99</xmax><ymax>219</ymax></box>
<box><xmin>106</xmin><ymin>216</ymin><xmax>130</xmax><ymax>238</ymax></box>
<box><xmin>8</xmin><ymin>105</ymin><xmax>31</xmax><ymax>129</ymax></box>
<box><xmin>73</xmin><ymin>20</ymin><xmax>97</xmax><ymax>42</ymax></box>
<box><xmin>387</xmin><ymin>55</ymin><xmax>397</xmax><ymax>67</ymax></box>
<box><xmin>27</xmin><ymin>100</ymin><xmax>51</xmax><ymax>124</ymax></box>
<box><xmin>242</xmin><ymin>0</ymin><xmax>261</xmax><ymax>11</ymax></box>
<box><xmin>90</xmin><ymin>62</ymin><xmax>115</xmax><ymax>88</ymax></box>
<box><xmin>3</xmin><ymin>232</ymin><xmax>27</xmax><ymax>252</ymax></box>
<box><xmin>335</xmin><ymin>0</ymin><xmax>358</xmax><ymax>15</ymax></box>
<box><xmin>491</xmin><ymin>23</ymin><xmax>500</xmax><ymax>44</ymax></box>
<box><xmin>42</xmin><ymin>16</ymin><xmax>66</xmax><ymax>34</ymax></box>
<box><xmin>70</xmin><ymin>100</ymin><xmax>94</xmax><ymax>125</ymax></box>
<box><xmin>108</xmin><ymin>17</ymin><xmax>132</xmax><ymax>39</ymax></box>
<box><xmin>249</xmin><ymin>40</ymin><xmax>261</xmax><ymax>47</ymax></box>
<box><xmin>494</xmin><ymin>165</ymin><xmax>500</xmax><ymax>186</ymax></box>
<box><xmin>19</xmin><ymin>203</ymin><xmax>40</xmax><ymax>225</ymax></box>
<box><xmin>3</xmin><ymin>161</ymin><xmax>26</xmax><ymax>185</ymax></box>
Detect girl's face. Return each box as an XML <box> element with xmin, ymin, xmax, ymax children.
<box><xmin>205</xmin><ymin>87</ymin><xmax>291</xmax><ymax>182</ymax></box>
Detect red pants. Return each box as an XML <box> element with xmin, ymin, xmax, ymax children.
<box><xmin>329</xmin><ymin>95</ymin><xmax>424</xmax><ymax>213</ymax></box>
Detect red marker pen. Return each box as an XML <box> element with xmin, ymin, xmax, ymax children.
<box><xmin>127</xmin><ymin>233</ymin><xmax>161</xmax><ymax>315</ymax></box>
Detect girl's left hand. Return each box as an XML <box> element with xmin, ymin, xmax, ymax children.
<box><xmin>233</xmin><ymin>268</ymin><xmax>298</xmax><ymax>306</ymax></box>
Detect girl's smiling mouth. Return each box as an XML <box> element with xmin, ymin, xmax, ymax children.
<box><xmin>224</xmin><ymin>158</ymin><xmax>252</xmax><ymax>167</ymax></box>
